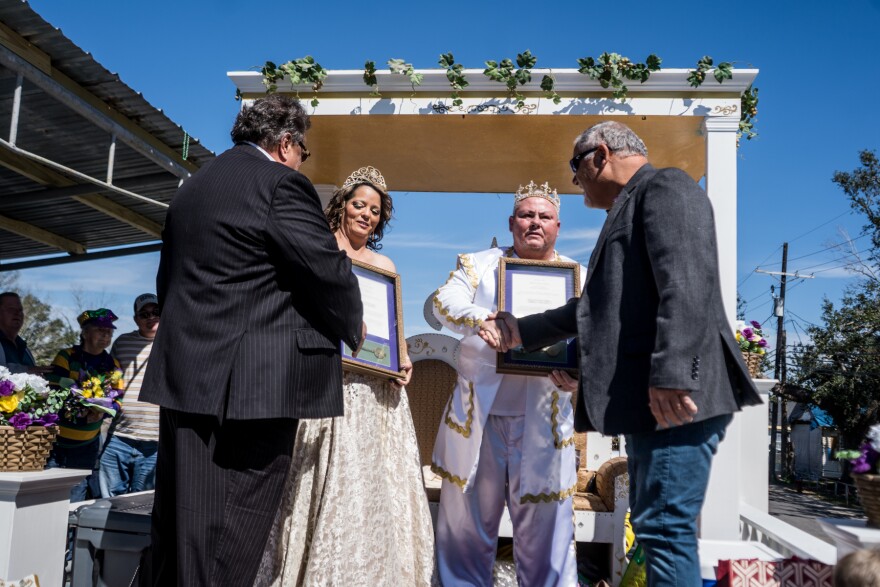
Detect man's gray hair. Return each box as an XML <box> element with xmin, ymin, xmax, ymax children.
<box><xmin>574</xmin><ymin>121</ymin><xmax>648</xmax><ymax>158</ymax></box>
<box><xmin>230</xmin><ymin>94</ymin><xmax>311</xmax><ymax>151</ymax></box>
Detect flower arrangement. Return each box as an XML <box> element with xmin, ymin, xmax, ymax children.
<box><xmin>0</xmin><ymin>366</ymin><xmax>68</xmax><ymax>430</ymax></box>
<box><xmin>59</xmin><ymin>370</ymin><xmax>124</xmax><ymax>420</ymax></box>
<box><xmin>836</xmin><ymin>424</ymin><xmax>880</xmax><ymax>475</ymax></box>
<box><xmin>736</xmin><ymin>320</ymin><xmax>769</xmax><ymax>355</ymax></box>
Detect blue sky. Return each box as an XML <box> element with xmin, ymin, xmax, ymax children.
<box><xmin>10</xmin><ymin>0</ymin><xmax>880</xmax><ymax>352</ymax></box>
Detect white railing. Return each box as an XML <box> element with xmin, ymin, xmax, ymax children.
<box><xmin>739</xmin><ymin>502</ymin><xmax>836</xmax><ymax>565</ymax></box>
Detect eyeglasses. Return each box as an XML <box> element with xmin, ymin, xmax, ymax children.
<box><xmin>298</xmin><ymin>140</ymin><xmax>310</xmax><ymax>162</ymax></box>
<box><xmin>136</xmin><ymin>309</ymin><xmax>160</xmax><ymax>319</ymax></box>
<box><xmin>569</xmin><ymin>146</ymin><xmax>599</xmax><ymax>173</ymax></box>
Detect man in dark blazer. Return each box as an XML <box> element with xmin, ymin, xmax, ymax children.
<box><xmin>485</xmin><ymin>121</ymin><xmax>762</xmax><ymax>586</ymax></box>
<box><xmin>141</xmin><ymin>95</ymin><xmax>363</xmax><ymax>586</ymax></box>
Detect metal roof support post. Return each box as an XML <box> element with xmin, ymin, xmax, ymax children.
<box><xmin>0</xmin><ymin>46</ymin><xmax>191</xmax><ymax>179</ymax></box>
<box><xmin>106</xmin><ymin>133</ymin><xmax>116</xmax><ymax>184</ymax></box>
<box><xmin>8</xmin><ymin>73</ymin><xmax>22</xmax><ymax>145</ymax></box>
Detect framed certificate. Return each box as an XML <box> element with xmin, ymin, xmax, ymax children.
<box><xmin>496</xmin><ymin>257</ymin><xmax>581</xmax><ymax>375</ymax></box>
<box><xmin>341</xmin><ymin>259</ymin><xmax>406</xmax><ymax>379</ymax></box>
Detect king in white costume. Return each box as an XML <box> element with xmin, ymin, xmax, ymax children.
<box><xmin>432</xmin><ymin>182</ymin><xmax>585</xmax><ymax>586</ymax></box>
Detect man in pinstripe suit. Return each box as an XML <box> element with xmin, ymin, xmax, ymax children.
<box><xmin>141</xmin><ymin>95</ymin><xmax>363</xmax><ymax>586</ymax></box>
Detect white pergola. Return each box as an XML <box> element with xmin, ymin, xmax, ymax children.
<box><xmin>229</xmin><ymin>67</ymin><xmax>776</xmax><ymax>544</ymax></box>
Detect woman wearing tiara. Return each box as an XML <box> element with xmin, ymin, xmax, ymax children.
<box><xmin>256</xmin><ymin>167</ymin><xmax>437</xmax><ymax>586</ymax></box>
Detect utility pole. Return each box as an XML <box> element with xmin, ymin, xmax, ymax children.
<box><xmin>756</xmin><ymin>245</ymin><xmax>813</xmax><ymax>482</ymax></box>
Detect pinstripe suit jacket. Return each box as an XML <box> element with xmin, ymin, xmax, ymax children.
<box><xmin>519</xmin><ymin>164</ymin><xmax>762</xmax><ymax>435</ymax></box>
<box><xmin>141</xmin><ymin>144</ymin><xmax>363</xmax><ymax>420</ymax></box>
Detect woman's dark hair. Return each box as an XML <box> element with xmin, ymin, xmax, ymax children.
<box><xmin>230</xmin><ymin>94</ymin><xmax>310</xmax><ymax>150</ymax></box>
<box><xmin>324</xmin><ymin>182</ymin><xmax>394</xmax><ymax>251</ymax></box>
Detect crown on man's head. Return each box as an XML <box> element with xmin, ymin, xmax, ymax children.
<box><xmin>514</xmin><ymin>181</ymin><xmax>560</xmax><ymax>211</ymax></box>
<box><xmin>341</xmin><ymin>166</ymin><xmax>387</xmax><ymax>193</ymax></box>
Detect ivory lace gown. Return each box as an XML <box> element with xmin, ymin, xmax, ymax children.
<box><xmin>255</xmin><ymin>372</ymin><xmax>438</xmax><ymax>586</ymax></box>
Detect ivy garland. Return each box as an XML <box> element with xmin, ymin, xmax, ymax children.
<box><xmin>254</xmin><ymin>53</ymin><xmax>759</xmax><ymax>141</ymax></box>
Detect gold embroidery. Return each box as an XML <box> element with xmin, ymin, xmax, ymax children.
<box><xmin>520</xmin><ymin>482</ymin><xmax>578</xmax><ymax>504</ymax></box>
<box><xmin>433</xmin><ymin>295</ymin><xmax>483</xmax><ymax>329</ymax></box>
<box><xmin>431</xmin><ymin>463</ymin><xmax>467</xmax><ymax>488</ymax></box>
<box><xmin>459</xmin><ymin>253</ymin><xmax>479</xmax><ymax>289</ymax></box>
<box><xmin>551</xmin><ymin>390</ymin><xmax>575</xmax><ymax>449</ymax></box>
<box><xmin>443</xmin><ymin>381</ymin><xmax>475</xmax><ymax>438</ymax></box>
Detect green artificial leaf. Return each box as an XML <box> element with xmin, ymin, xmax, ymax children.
<box><xmin>411</xmin><ymin>71</ymin><xmax>424</xmax><ymax>86</ymax></box>
<box><xmin>646</xmin><ymin>54</ymin><xmax>662</xmax><ymax>71</ymax></box>
<box><xmin>311</xmin><ymin>97</ymin><xmax>319</xmax><ymax>108</ymax></box>
<box><xmin>439</xmin><ymin>52</ymin><xmax>454</xmax><ymax>68</ymax></box>
<box><xmin>363</xmin><ymin>60</ymin><xmax>378</xmax><ymax>87</ymax></box>
<box><xmin>540</xmin><ymin>74</ymin><xmax>554</xmax><ymax>93</ymax></box>
<box><xmin>387</xmin><ymin>58</ymin><xmax>407</xmax><ymax>74</ymax></box>
<box><xmin>714</xmin><ymin>62</ymin><xmax>733</xmax><ymax>83</ymax></box>
<box><xmin>516</xmin><ymin>49</ymin><xmax>537</xmax><ymax>69</ymax></box>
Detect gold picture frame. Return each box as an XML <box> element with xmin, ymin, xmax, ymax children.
<box><xmin>341</xmin><ymin>259</ymin><xmax>407</xmax><ymax>380</ymax></box>
<box><xmin>496</xmin><ymin>257</ymin><xmax>581</xmax><ymax>376</ymax></box>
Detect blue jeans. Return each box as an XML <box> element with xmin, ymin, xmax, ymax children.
<box><xmin>98</xmin><ymin>435</ymin><xmax>158</xmax><ymax>497</ymax></box>
<box><xmin>46</xmin><ymin>439</ymin><xmax>101</xmax><ymax>502</ymax></box>
<box><xmin>625</xmin><ymin>414</ymin><xmax>733</xmax><ymax>587</ymax></box>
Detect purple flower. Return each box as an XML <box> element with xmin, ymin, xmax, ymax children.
<box><xmin>33</xmin><ymin>413</ymin><xmax>59</xmax><ymax>426</ymax></box>
<box><xmin>758</xmin><ymin>339</ymin><xmax>769</xmax><ymax>347</ymax></box>
<box><xmin>0</xmin><ymin>380</ymin><xmax>14</xmax><ymax>397</ymax></box>
<box><xmin>8</xmin><ymin>412</ymin><xmax>32</xmax><ymax>430</ymax></box>
<box><xmin>751</xmin><ymin>320</ymin><xmax>762</xmax><ymax>329</ymax></box>
<box><xmin>852</xmin><ymin>443</ymin><xmax>880</xmax><ymax>474</ymax></box>
<box><xmin>741</xmin><ymin>328</ymin><xmax>754</xmax><ymax>339</ymax></box>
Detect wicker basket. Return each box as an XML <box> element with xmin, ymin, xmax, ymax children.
<box><xmin>855</xmin><ymin>474</ymin><xmax>880</xmax><ymax>528</ymax></box>
<box><xmin>741</xmin><ymin>351</ymin><xmax>763</xmax><ymax>379</ymax></box>
<box><xmin>0</xmin><ymin>425</ymin><xmax>58</xmax><ymax>472</ymax></box>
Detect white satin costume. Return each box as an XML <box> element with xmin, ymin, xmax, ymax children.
<box><xmin>431</xmin><ymin>246</ymin><xmax>584</xmax><ymax>587</ymax></box>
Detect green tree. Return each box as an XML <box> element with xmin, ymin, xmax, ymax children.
<box><xmin>20</xmin><ymin>293</ymin><xmax>78</xmax><ymax>364</ymax></box>
<box><xmin>833</xmin><ymin>150</ymin><xmax>880</xmax><ymax>274</ymax></box>
<box><xmin>792</xmin><ymin>282</ymin><xmax>880</xmax><ymax>448</ymax></box>
<box><xmin>791</xmin><ymin>150</ymin><xmax>880</xmax><ymax>447</ymax></box>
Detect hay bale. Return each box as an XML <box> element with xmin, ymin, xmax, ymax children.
<box><xmin>595</xmin><ymin>456</ymin><xmax>628</xmax><ymax>511</ymax></box>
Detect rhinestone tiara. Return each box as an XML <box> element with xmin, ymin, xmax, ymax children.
<box><xmin>514</xmin><ymin>180</ymin><xmax>560</xmax><ymax>211</ymax></box>
<box><xmin>341</xmin><ymin>166</ymin><xmax>387</xmax><ymax>193</ymax></box>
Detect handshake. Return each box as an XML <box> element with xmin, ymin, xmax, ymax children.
<box><xmin>478</xmin><ymin>311</ymin><xmax>522</xmax><ymax>352</ymax></box>
<box><xmin>478</xmin><ymin>312</ymin><xmax>578</xmax><ymax>393</ymax></box>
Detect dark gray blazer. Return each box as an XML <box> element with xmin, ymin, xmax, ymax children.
<box><xmin>519</xmin><ymin>164</ymin><xmax>762</xmax><ymax>435</ymax></box>
<box><xmin>141</xmin><ymin>144</ymin><xmax>363</xmax><ymax>421</ymax></box>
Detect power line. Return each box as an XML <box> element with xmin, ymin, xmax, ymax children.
<box><xmin>739</xmin><ymin>244</ymin><xmax>783</xmax><ymax>288</ymax></box>
<box><xmin>784</xmin><ymin>231</ymin><xmax>871</xmax><ymax>263</ymax></box>
<box><xmin>787</xmin><ymin>210</ymin><xmax>854</xmax><ymax>244</ymax></box>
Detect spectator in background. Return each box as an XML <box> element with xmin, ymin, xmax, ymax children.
<box><xmin>835</xmin><ymin>549</ymin><xmax>880</xmax><ymax>586</ymax></box>
<box><xmin>47</xmin><ymin>308</ymin><xmax>123</xmax><ymax>501</ymax></box>
<box><xmin>0</xmin><ymin>292</ymin><xmax>46</xmax><ymax>374</ymax></box>
<box><xmin>99</xmin><ymin>293</ymin><xmax>160</xmax><ymax>497</ymax></box>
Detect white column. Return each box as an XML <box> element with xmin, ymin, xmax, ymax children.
<box><xmin>700</xmin><ymin>114</ymin><xmax>743</xmax><ymax>540</ymax></box>
<box><xmin>0</xmin><ymin>469</ymin><xmax>90</xmax><ymax>586</ymax></box>
<box><xmin>740</xmin><ymin>380</ymin><xmax>775</xmax><ymax>512</ymax></box>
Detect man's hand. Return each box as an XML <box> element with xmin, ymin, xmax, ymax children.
<box><xmin>480</xmin><ymin>311</ymin><xmax>522</xmax><ymax>352</ymax></box>
<box><xmin>352</xmin><ymin>321</ymin><xmax>367</xmax><ymax>357</ymax></box>
<box><xmin>392</xmin><ymin>356</ymin><xmax>413</xmax><ymax>388</ymax></box>
<box><xmin>648</xmin><ymin>386</ymin><xmax>698</xmax><ymax>429</ymax></box>
<box><xmin>549</xmin><ymin>370</ymin><xmax>578</xmax><ymax>392</ymax></box>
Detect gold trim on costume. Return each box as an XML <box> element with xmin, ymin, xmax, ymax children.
<box><xmin>443</xmin><ymin>381</ymin><xmax>475</xmax><ymax>438</ymax></box>
<box><xmin>550</xmin><ymin>390</ymin><xmax>576</xmax><ymax>449</ymax></box>
<box><xmin>520</xmin><ymin>482</ymin><xmax>578</xmax><ymax>504</ymax></box>
<box><xmin>431</xmin><ymin>463</ymin><xmax>467</xmax><ymax>488</ymax></box>
<box><xmin>433</xmin><ymin>295</ymin><xmax>483</xmax><ymax>329</ymax></box>
<box><xmin>458</xmin><ymin>253</ymin><xmax>479</xmax><ymax>289</ymax></box>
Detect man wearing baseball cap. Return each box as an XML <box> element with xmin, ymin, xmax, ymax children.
<box><xmin>99</xmin><ymin>293</ymin><xmax>161</xmax><ymax>496</ymax></box>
